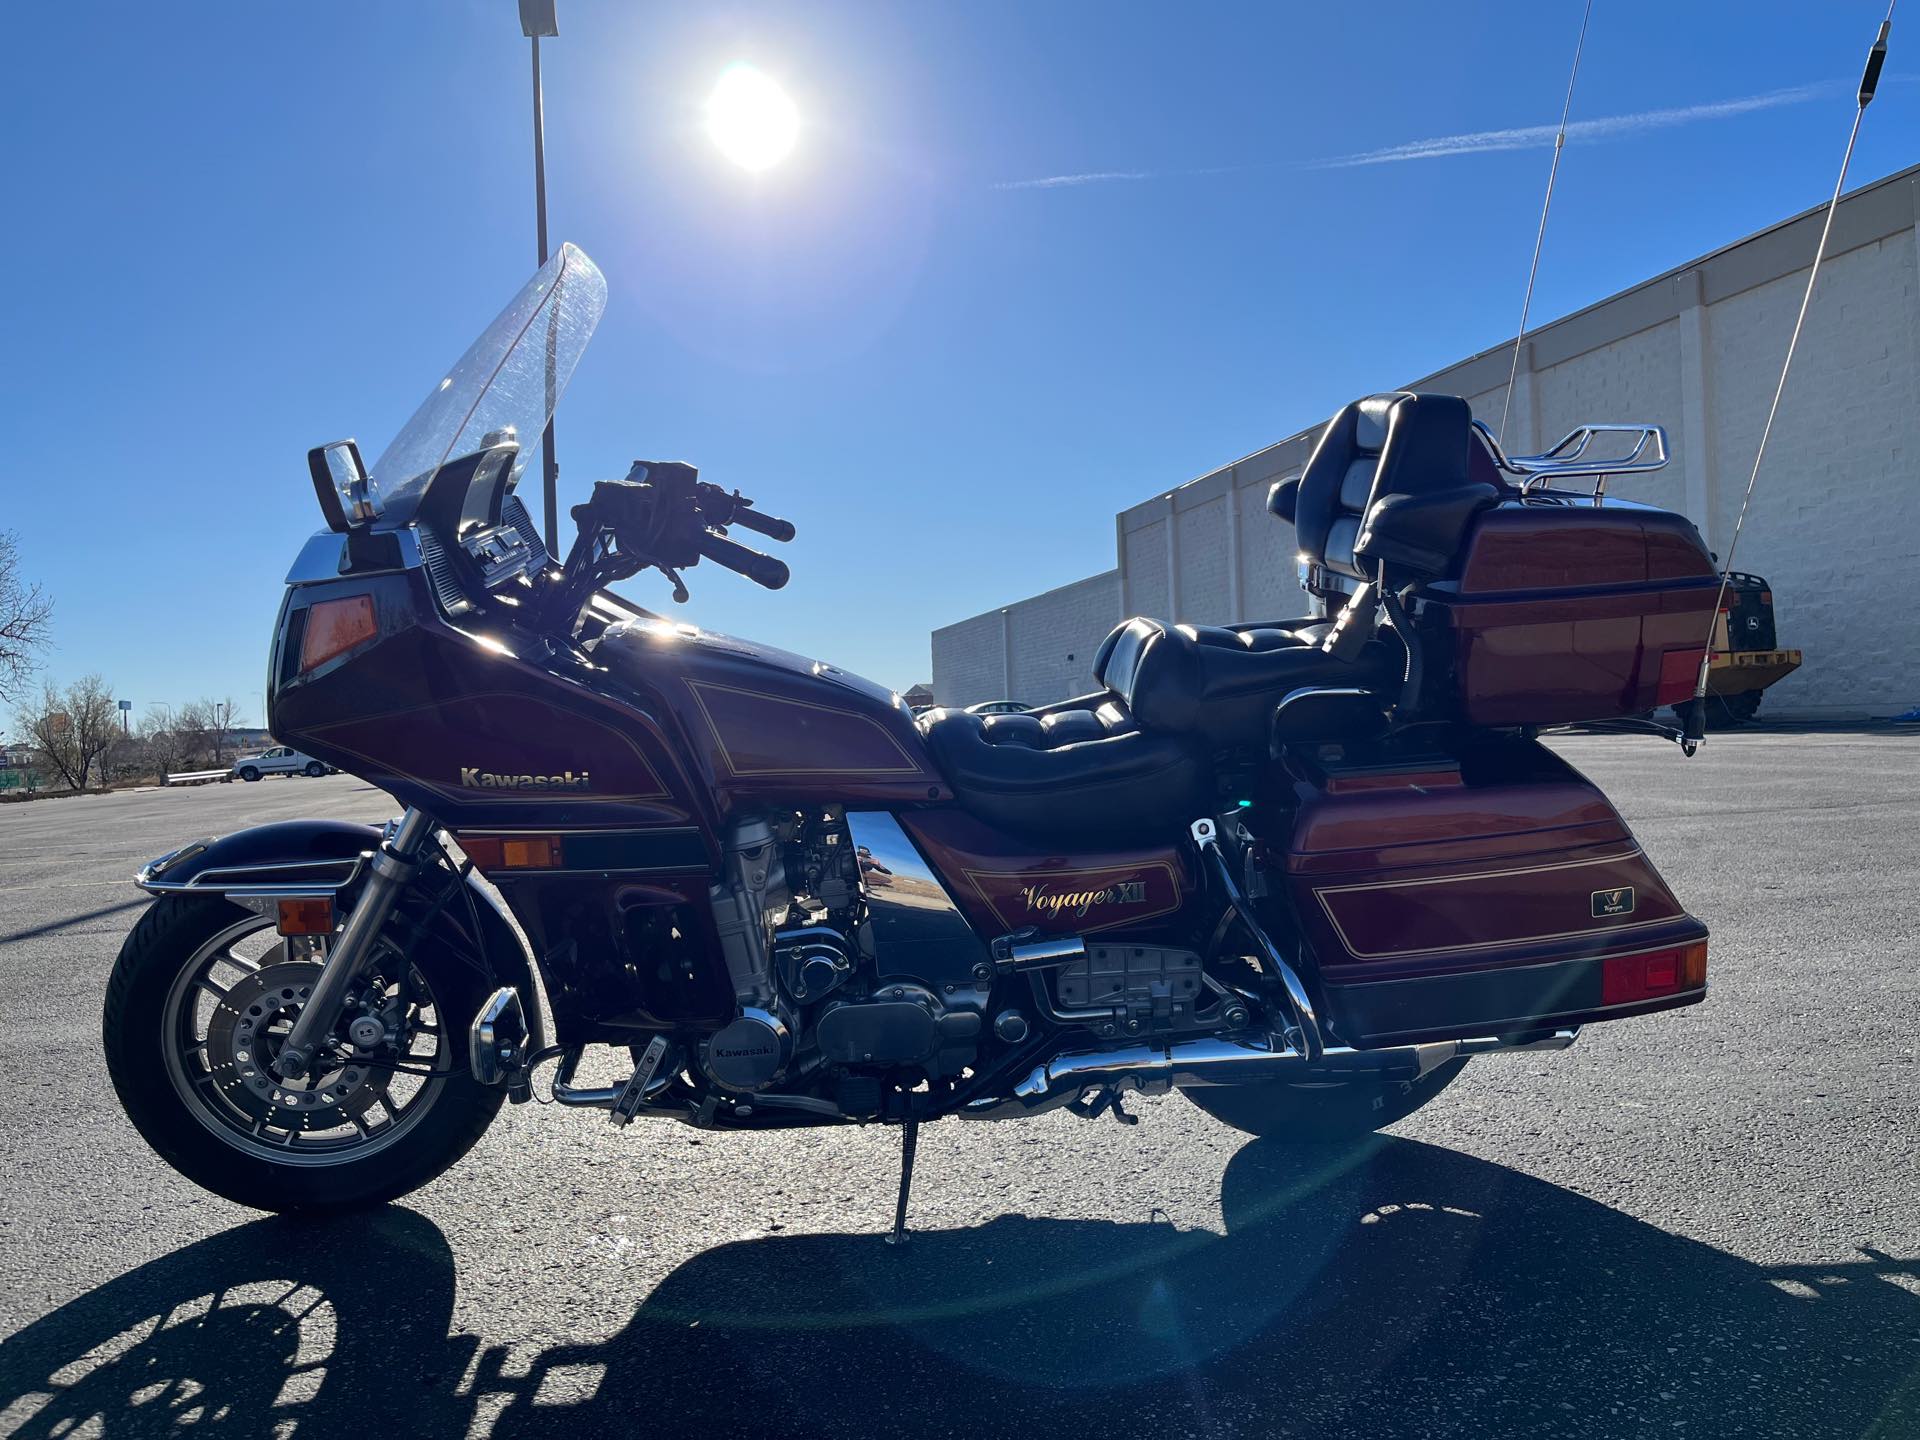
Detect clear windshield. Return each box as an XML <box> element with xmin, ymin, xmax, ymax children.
<box><xmin>368</xmin><ymin>242</ymin><xmax>607</xmax><ymax>524</ymax></box>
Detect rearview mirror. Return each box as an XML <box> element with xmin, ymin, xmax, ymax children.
<box><xmin>307</xmin><ymin>439</ymin><xmax>380</xmax><ymax>532</ymax></box>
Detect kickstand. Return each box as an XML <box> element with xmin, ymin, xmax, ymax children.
<box><xmin>886</xmin><ymin>1115</ymin><xmax>919</xmax><ymax>1246</ymax></box>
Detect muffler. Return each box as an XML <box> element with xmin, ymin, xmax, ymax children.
<box><xmin>960</xmin><ymin>1028</ymin><xmax>1576</xmax><ymax>1120</ymax></box>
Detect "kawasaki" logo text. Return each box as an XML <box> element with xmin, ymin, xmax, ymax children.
<box><xmin>458</xmin><ymin>767</ymin><xmax>592</xmax><ymax>791</ymax></box>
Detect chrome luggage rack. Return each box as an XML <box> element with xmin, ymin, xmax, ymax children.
<box><xmin>1473</xmin><ymin>419</ymin><xmax>1670</xmax><ymax>501</ymax></box>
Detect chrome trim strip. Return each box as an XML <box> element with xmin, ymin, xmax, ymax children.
<box><xmin>961</xmin><ymin>1027</ymin><xmax>1579</xmax><ymax>1120</ymax></box>
<box><xmin>136</xmin><ymin>854</ymin><xmax>368</xmax><ymax>897</ymax></box>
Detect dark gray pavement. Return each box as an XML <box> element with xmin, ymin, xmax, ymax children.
<box><xmin>0</xmin><ymin>734</ymin><xmax>1915</xmax><ymax>1438</ymax></box>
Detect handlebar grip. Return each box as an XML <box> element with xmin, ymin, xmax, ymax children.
<box><xmin>699</xmin><ymin>531</ymin><xmax>790</xmax><ymax>590</ymax></box>
<box><xmin>729</xmin><ymin>504</ymin><xmax>796</xmax><ymax>544</ymax></box>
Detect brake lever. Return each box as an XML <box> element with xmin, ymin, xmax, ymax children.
<box><xmin>659</xmin><ymin>565</ymin><xmax>690</xmax><ymax>604</ymax></box>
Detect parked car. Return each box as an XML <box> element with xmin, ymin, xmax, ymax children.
<box><xmin>964</xmin><ymin>700</ymin><xmax>1029</xmax><ymax>716</ymax></box>
<box><xmin>231</xmin><ymin>746</ymin><xmax>333</xmax><ymax>781</ymax></box>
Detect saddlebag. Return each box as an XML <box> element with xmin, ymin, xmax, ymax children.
<box><xmin>1272</xmin><ymin>739</ymin><xmax>1708</xmax><ymax>1048</ymax></box>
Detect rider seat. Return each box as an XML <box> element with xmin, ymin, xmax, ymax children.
<box><xmin>916</xmin><ymin>701</ymin><xmax>1210</xmax><ymax>845</ymax></box>
<box><xmin>1091</xmin><ymin>616</ymin><xmax>1397</xmax><ymax>747</ymax></box>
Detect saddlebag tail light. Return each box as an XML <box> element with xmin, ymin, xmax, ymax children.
<box><xmin>276</xmin><ymin>896</ymin><xmax>336</xmax><ymax>936</ymax></box>
<box><xmin>1601</xmin><ymin>941</ymin><xmax>1707</xmax><ymax>1006</ymax></box>
<box><xmin>300</xmin><ymin>595</ymin><xmax>378</xmax><ymax>673</ymax></box>
<box><xmin>1655</xmin><ymin>647</ymin><xmax>1709</xmax><ymax>707</ymax></box>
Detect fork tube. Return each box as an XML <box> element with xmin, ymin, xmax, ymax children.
<box><xmin>274</xmin><ymin>808</ymin><xmax>437</xmax><ymax>1080</ymax></box>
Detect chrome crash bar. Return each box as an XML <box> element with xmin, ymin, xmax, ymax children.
<box><xmin>1473</xmin><ymin>419</ymin><xmax>1670</xmax><ymax>500</ymax></box>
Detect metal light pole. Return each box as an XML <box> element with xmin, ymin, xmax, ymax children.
<box><xmin>520</xmin><ymin>0</ymin><xmax>562</xmax><ymax>554</ymax></box>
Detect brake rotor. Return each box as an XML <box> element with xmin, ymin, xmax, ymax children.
<box><xmin>203</xmin><ymin>960</ymin><xmax>384</xmax><ymax>1134</ymax></box>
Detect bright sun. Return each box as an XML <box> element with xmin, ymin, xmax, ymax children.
<box><xmin>706</xmin><ymin>63</ymin><xmax>799</xmax><ymax>172</ymax></box>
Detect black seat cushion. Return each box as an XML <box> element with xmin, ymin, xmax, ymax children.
<box><xmin>1285</xmin><ymin>391</ymin><xmax>1502</xmax><ymax>584</ymax></box>
<box><xmin>917</xmin><ymin>700</ymin><xmax>1210</xmax><ymax>845</ymax></box>
<box><xmin>1092</xmin><ymin>617</ymin><xmax>1396</xmax><ymax>747</ymax></box>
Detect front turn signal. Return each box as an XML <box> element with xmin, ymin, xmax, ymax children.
<box><xmin>457</xmin><ymin>834</ymin><xmax>563</xmax><ymax>871</ymax></box>
<box><xmin>300</xmin><ymin>595</ymin><xmax>378</xmax><ymax>673</ymax></box>
<box><xmin>276</xmin><ymin>896</ymin><xmax>336</xmax><ymax>936</ymax></box>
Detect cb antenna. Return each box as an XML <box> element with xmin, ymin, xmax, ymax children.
<box><xmin>1681</xmin><ymin>4</ymin><xmax>1894</xmax><ymax>752</ymax></box>
<box><xmin>1498</xmin><ymin>0</ymin><xmax>1595</xmax><ymax>443</ymax></box>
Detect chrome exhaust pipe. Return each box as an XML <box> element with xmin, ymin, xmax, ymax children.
<box><xmin>961</xmin><ymin>1028</ymin><xmax>1577</xmax><ymax>1121</ymax></box>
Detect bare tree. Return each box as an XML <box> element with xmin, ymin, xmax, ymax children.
<box><xmin>0</xmin><ymin>532</ymin><xmax>53</xmax><ymax>704</ymax></box>
<box><xmin>15</xmin><ymin>675</ymin><xmax>119</xmax><ymax>791</ymax></box>
<box><xmin>202</xmin><ymin>697</ymin><xmax>241</xmax><ymax>767</ymax></box>
<box><xmin>139</xmin><ymin>705</ymin><xmax>190</xmax><ymax>779</ymax></box>
<box><xmin>172</xmin><ymin>697</ymin><xmax>245</xmax><ymax>769</ymax></box>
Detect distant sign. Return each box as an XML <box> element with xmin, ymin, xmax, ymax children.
<box><xmin>118</xmin><ymin>700</ymin><xmax>132</xmax><ymax>712</ymax></box>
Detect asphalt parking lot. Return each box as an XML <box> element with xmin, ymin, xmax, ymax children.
<box><xmin>0</xmin><ymin>733</ymin><xmax>1916</xmax><ymax>1438</ymax></box>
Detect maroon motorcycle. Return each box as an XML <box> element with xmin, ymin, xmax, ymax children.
<box><xmin>104</xmin><ymin>245</ymin><xmax>1715</xmax><ymax>1236</ymax></box>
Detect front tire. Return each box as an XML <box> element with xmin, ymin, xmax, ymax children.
<box><xmin>103</xmin><ymin>895</ymin><xmax>503</xmax><ymax>1212</ymax></box>
<box><xmin>1181</xmin><ymin>1057</ymin><xmax>1470</xmax><ymax>1140</ymax></box>
<box><xmin>238</xmin><ymin>766</ymin><xmax>260</xmax><ymax>782</ymax></box>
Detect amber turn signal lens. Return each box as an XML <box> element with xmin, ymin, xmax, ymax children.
<box><xmin>1680</xmin><ymin>940</ymin><xmax>1708</xmax><ymax>989</ymax></box>
<box><xmin>300</xmin><ymin>595</ymin><xmax>378</xmax><ymax>673</ymax></box>
<box><xmin>502</xmin><ymin>836</ymin><xmax>563</xmax><ymax>869</ymax></box>
<box><xmin>276</xmin><ymin>896</ymin><xmax>335</xmax><ymax>936</ymax></box>
<box><xmin>456</xmin><ymin>834</ymin><xmax>562</xmax><ymax>871</ymax></box>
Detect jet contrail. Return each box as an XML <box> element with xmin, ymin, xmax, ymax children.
<box><xmin>991</xmin><ymin>170</ymin><xmax>1156</xmax><ymax>190</ymax></box>
<box><xmin>993</xmin><ymin>84</ymin><xmax>1824</xmax><ymax>190</ymax></box>
<box><xmin>1313</xmin><ymin>85</ymin><xmax>1821</xmax><ymax>168</ymax></box>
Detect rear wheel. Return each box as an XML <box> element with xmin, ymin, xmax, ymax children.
<box><xmin>103</xmin><ymin>894</ymin><xmax>503</xmax><ymax>1212</ymax></box>
<box><xmin>1181</xmin><ymin>1057</ymin><xmax>1470</xmax><ymax>1140</ymax></box>
<box><xmin>304</xmin><ymin>761</ymin><xmax>326</xmax><ymax>777</ymax></box>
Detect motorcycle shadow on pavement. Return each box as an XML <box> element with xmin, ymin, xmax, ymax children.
<box><xmin>1</xmin><ymin>1136</ymin><xmax>1913</xmax><ymax>1439</ymax></box>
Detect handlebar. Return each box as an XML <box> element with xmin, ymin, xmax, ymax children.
<box><xmin>697</xmin><ymin>530</ymin><xmax>790</xmax><ymax>590</ymax></box>
<box><xmin>727</xmin><ymin>502</ymin><xmax>797</xmax><ymax>544</ymax></box>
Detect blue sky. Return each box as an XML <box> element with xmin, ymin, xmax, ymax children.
<box><xmin>3</xmin><ymin>1</ymin><xmax>1912</xmax><ymax>727</ymax></box>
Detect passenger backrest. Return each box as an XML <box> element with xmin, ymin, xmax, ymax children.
<box><xmin>1279</xmin><ymin>391</ymin><xmax>1493</xmax><ymax>581</ymax></box>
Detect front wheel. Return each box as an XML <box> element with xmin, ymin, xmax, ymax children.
<box><xmin>237</xmin><ymin>766</ymin><xmax>260</xmax><ymax>782</ymax></box>
<box><xmin>1181</xmin><ymin>1057</ymin><xmax>1470</xmax><ymax>1140</ymax></box>
<box><xmin>103</xmin><ymin>894</ymin><xmax>503</xmax><ymax>1212</ymax></box>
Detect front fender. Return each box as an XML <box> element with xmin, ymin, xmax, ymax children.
<box><xmin>135</xmin><ymin>819</ymin><xmax>546</xmax><ymax>1048</ymax></box>
<box><xmin>137</xmin><ymin>819</ymin><xmax>378</xmax><ymax>892</ymax></box>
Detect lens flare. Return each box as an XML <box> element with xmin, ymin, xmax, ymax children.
<box><xmin>706</xmin><ymin>63</ymin><xmax>799</xmax><ymax>171</ymax></box>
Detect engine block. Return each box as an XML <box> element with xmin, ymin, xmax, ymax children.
<box><xmin>1057</xmin><ymin>943</ymin><xmax>1206</xmax><ymax>1033</ymax></box>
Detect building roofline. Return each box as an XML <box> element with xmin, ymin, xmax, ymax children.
<box><xmin>931</xmin><ymin>568</ymin><xmax>1118</xmax><ymax>639</ymax></box>
<box><xmin>1122</xmin><ymin>160</ymin><xmax>1920</xmax><ymax>522</ymax></box>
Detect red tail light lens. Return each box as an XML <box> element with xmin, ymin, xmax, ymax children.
<box><xmin>1655</xmin><ymin>648</ymin><xmax>1708</xmax><ymax>706</ymax></box>
<box><xmin>299</xmin><ymin>596</ymin><xmax>378</xmax><ymax>673</ymax></box>
<box><xmin>1602</xmin><ymin>942</ymin><xmax>1708</xmax><ymax>1005</ymax></box>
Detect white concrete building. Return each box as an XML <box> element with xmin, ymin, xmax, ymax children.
<box><xmin>932</xmin><ymin>165</ymin><xmax>1920</xmax><ymax>720</ymax></box>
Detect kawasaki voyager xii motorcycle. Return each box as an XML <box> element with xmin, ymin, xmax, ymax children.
<box><xmin>106</xmin><ymin>245</ymin><xmax>1716</xmax><ymax>1235</ymax></box>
